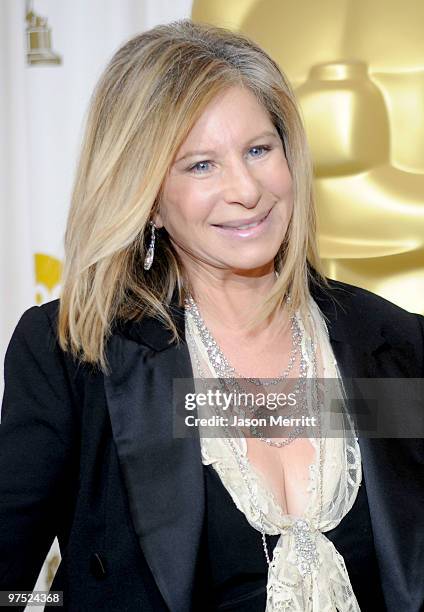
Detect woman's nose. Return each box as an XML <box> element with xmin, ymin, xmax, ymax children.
<box><xmin>222</xmin><ymin>159</ymin><xmax>261</xmax><ymax>208</ymax></box>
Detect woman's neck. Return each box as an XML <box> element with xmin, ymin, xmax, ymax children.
<box><xmin>184</xmin><ymin>264</ymin><xmax>287</xmax><ymax>339</ymax></box>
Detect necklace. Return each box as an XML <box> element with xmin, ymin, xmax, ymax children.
<box><xmin>184</xmin><ymin>293</ymin><xmax>302</xmax><ymax>385</ymax></box>
<box><xmin>184</xmin><ymin>294</ymin><xmax>316</xmax><ymax>447</ymax></box>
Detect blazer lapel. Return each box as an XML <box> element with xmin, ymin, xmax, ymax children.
<box><xmin>104</xmin><ymin>313</ymin><xmax>204</xmax><ymax>612</ymax></box>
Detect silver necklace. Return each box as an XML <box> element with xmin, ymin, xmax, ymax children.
<box><xmin>184</xmin><ymin>294</ymin><xmax>312</xmax><ymax>447</ymax></box>
<box><xmin>184</xmin><ymin>293</ymin><xmax>302</xmax><ymax>385</ymax></box>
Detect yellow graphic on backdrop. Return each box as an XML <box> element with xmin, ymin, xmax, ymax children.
<box><xmin>192</xmin><ymin>0</ymin><xmax>424</xmax><ymax>314</ymax></box>
<box><xmin>35</xmin><ymin>253</ymin><xmax>62</xmax><ymax>304</ymax></box>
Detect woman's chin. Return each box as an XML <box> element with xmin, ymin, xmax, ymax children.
<box><xmin>224</xmin><ymin>248</ymin><xmax>281</xmax><ymax>272</ymax></box>
<box><xmin>218</xmin><ymin>256</ymin><xmax>278</xmax><ymax>275</ymax></box>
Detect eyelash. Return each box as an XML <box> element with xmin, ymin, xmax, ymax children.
<box><xmin>187</xmin><ymin>144</ymin><xmax>272</xmax><ymax>174</ymax></box>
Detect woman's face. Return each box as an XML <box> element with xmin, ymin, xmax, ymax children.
<box><xmin>155</xmin><ymin>85</ymin><xmax>293</xmax><ymax>277</ymax></box>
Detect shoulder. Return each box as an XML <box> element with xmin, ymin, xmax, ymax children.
<box><xmin>322</xmin><ymin>277</ymin><xmax>416</xmax><ymax>316</ymax></box>
<box><xmin>8</xmin><ymin>298</ymin><xmax>78</xmax><ymax>368</ymax></box>
<box><xmin>4</xmin><ymin>299</ymin><xmax>61</xmax><ymax>368</ymax></box>
<box><xmin>313</xmin><ymin>277</ymin><xmax>424</xmax><ymax>350</ymax></box>
<box><xmin>5</xmin><ymin>299</ymin><xmax>89</xmax><ymax>399</ymax></box>
<box><xmin>11</xmin><ymin>298</ymin><xmax>60</xmax><ymax>342</ymax></box>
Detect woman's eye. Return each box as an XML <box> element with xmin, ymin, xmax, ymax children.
<box><xmin>187</xmin><ymin>145</ymin><xmax>271</xmax><ymax>174</ymax></box>
<box><xmin>248</xmin><ymin>145</ymin><xmax>271</xmax><ymax>158</ymax></box>
<box><xmin>189</xmin><ymin>160</ymin><xmax>212</xmax><ymax>174</ymax></box>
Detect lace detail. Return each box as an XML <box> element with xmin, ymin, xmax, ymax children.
<box><xmin>185</xmin><ymin>296</ymin><xmax>362</xmax><ymax>611</ymax></box>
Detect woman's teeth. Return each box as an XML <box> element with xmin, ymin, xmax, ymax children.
<box><xmin>219</xmin><ymin>216</ymin><xmax>266</xmax><ymax>229</ymax></box>
<box><xmin>234</xmin><ymin>220</ymin><xmax>261</xmax><ymax>229</ymax></box>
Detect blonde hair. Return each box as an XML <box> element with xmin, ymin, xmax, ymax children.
<box><xmin>58</xmin><ymin>19</ymin><xmax>327</xmax><ymax>374</ymax></box>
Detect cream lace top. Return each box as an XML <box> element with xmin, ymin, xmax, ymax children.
<box><xmin>185</xmin><ymin>296</ymin><xmax>363</xmax><ymax>611</ymax></box>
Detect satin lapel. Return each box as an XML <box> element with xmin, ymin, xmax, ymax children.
<box><xmin>104</xmin><ymin>333</ymin><xmax>204</xmax><ymax>612</ymax></box>
<box><xmin>328</xmin><ymin>337</ymin><xmax>424</xmax><ymax>610</ymax></box>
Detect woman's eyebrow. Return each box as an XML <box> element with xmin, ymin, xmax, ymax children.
<box><xmin>175</xmin><ymin>130</ymin><xmax>280</xmax><ymax>163</ymax></box>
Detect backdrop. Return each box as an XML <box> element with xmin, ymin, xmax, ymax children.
<box><xmin>0</xmin><ymin>0</ymin><xmax>193</xmax><ymax>398</ymax></box>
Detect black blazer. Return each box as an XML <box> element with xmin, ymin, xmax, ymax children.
<box><xmin>0</xmin><ymin>278</ymin><xmax>423</xmax><ymax>612</ymax></box>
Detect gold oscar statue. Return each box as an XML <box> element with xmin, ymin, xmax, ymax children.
<box><xmin>192</xmin><ymin>0</ymin><xmax>424</xmax><ymax>314</ymax></box>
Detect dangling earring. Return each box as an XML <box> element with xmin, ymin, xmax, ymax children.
<box><xmin>143</xmin><ymin>221</ymin><xmax>156</xmax><ymax>271</ymax></box>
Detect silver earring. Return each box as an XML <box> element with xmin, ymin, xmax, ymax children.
<box><xmin>143</xmin><ymin>222</ymin><xmax>156</xmax><ymax>271</ymax></box>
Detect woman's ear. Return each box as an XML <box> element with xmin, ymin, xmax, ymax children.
<box><xmin>153</xmin><ymin>212</ymin><xmax>164</xmax><ymax>229</ymax></box>
<box><xmin>151</xmin><ymin>201</ymin><xmax>165</xmax><ymax>229</ymax></box>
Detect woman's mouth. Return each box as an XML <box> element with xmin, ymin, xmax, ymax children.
<box><xmin>212</xmin><ymin>210</ymin><xmax>271</xmax><ymax>238</ymax></box>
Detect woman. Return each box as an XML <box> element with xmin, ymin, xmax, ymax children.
<box><xmin>0</xmin><ymin>19</ymin><xmax>423</xmax><ymax>612</ymax></box>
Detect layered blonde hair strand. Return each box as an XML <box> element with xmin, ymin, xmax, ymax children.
<box><xmin>58</xmin><ymin>19</ymin><xmax>327</xmax><ymax>374</ymax></box>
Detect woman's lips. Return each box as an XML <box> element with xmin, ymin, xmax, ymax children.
<box><xmin>212</xmin><ymin>210</ymin><xmax>271</xmax><ymax>238</ymax></box>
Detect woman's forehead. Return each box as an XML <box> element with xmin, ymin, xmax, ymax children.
<box><xmin>177</xmin><ymin>87</ymin><xmax>275</xmax><ymax>152</ymax></box>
